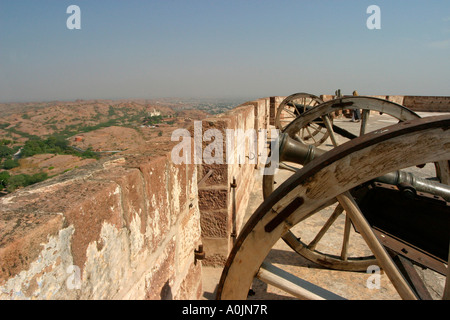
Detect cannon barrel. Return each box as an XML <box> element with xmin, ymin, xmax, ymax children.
<box><xmin>278</xmin><ymin>133</ymin><xmax>450</xmax><ymax>202</ymax></box>
<box><xmin>375</xmin><ymin>171</ymin><xmax>450</xmax><ymax>202</ymax></box>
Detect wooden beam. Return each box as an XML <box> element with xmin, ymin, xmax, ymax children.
<box><xmin>257</xmin><ymin>262</ymin><xmax>346</xmax><ymax>300</ymax></box>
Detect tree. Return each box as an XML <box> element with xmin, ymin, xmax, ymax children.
<box><xmin>6</xmin><ymin>174</ymin><xmax>27</xmax><ymax>192</ymax></box>
<box><xmin>0</xmin><ymin>145</ymin><xmax>13</xmax><ymax>158</ymax></box>
<box><xmin>4</xmin><ymin>172</ymin><xmax>48</xmax><ymax>193</ymax></box>
<box><xmin>2</xmin><ymin>159</ymin><xmax>19</xmax><ymax>170</ymax></box>
<box><xmin>0</xmin><ymin>171</ymin><xmax>10</xmax><ymax>189</ymax></box>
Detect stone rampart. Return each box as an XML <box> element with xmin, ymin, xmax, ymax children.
<box><xmin>0</xmin><ymin>145</ymin><xmax>202</xmax><ymax>300</ymax></box>
<box><xmin>196</xmin><ymin>98</ymin><xmax>272</xmax><ymax>266</ymax></box>
<box><xmin>403</xmin><ymin>96</ymin><xmax>450</xmax><ymax>112</ymax></box>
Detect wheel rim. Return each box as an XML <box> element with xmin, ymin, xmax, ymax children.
<box><xmin>275</xmin><ymin>93</ymin><xmax>326</xmax><ymax>146</ymax></box>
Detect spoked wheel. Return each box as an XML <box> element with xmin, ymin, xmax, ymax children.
<box><xmin>218</xmin><ymin>116</ymin><xmax>450</xmax><ymax>300</ymax></box>
<box><xmin>264</xmin><ymin>96</ymin><xmax>427</xmax><ymax>271</ymax></box>
<box><xmin>275</xmin><ymin>93</ymin><xmax>326</xmax><ymax>146</ymax></box>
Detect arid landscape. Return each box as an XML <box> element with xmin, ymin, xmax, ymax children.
<box><xmin>0</xmin><ymin>98</ymin><xmax>242</xmax><ymax>195</ymax></box>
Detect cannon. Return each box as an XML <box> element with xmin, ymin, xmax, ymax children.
<box><xmin>217</xmin><ymin>94</ymin><xmax>450</xmax><ymax>300</ymax></box>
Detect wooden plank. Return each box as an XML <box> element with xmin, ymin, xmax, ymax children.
<box><xmin>257</xmin><ymin>262</ymin><xmax>346</xmax><ymax>300</ymax></box>
<box><xmin>373</xmin><ymin>229</ymin><xmax>447</xmax><ymax>276</ymax></box>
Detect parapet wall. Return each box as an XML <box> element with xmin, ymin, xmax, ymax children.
<box><xmin>0</xmin><ymin>146</ymin><xmax>202</xmax><ymax>299</ymax></box>
<box><xmin>196</xmin><ymin>98</ymin><xmax>271</xmax><ymax>266</ymax></box>
<box><xmin>402</xmin><ymin>96</ymin><xmax>450</xmax><ymax>112</ymax></box>
<box><xmin>321</xmin><ymin>94</ymin><xmax>450</xmax><ymax>112</ymax></box>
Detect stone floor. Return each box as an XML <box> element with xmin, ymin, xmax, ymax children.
<box><xmin>201</xmin><ymin>112</ymin><xmax>448</xmax><ymax>300</ymax></box>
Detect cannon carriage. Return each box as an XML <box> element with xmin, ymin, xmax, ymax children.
<box><xmin>217</xmin><ymin>93</ymin><xmax>450</xmax><ymax>300</ymax></box>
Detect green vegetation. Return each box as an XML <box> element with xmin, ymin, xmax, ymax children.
<box><xmin>21</xmin><ymin>136</ymin><xmax>99</xmax><ymax>159</ymax></box>
<box><xmin>0</xmin><ymin>142</ymin><xmax>21</xmax><ymax>170</ymax></box>
<box><xmin>4</xmin><ymin>126</ymin><xmax>39</xmax><ymax>140</ymax></box>
<box><xmin>0</xmin><ymin>171</ymin><xmax>10</xmax><ymax>190</ymax></box>
<box><xmin>21</xmin><ymin>136</ymin><xmax>70</xmax><ymax>157</ymax></box>
<box><xmin>0</xmin><ymin>105</ymin><xmax>168</xmax><ymax>194</ymax></box>
<box><xmin>108</xmin><ymin>106</ymin><xmax>116</xmax><ymax>116</ymax></box>
<box><xmin>0</xmin><ymin>145</ymin><xmax>14</xmax><ymax>158</ymax></box>
<box><xmin>0</xmin><ymin>171</ymin><xmax>49</xmax><ymax>193</ymax></box>
<box><xmin>143</xmin><ymin>115</ymin><xmax>163</xmax><ymax>126</ymax></box>
<box><xmin>0</xmin><ymin>139</ymin><xmax>13</xmax><ymax>146</ymax></box>
<box><xmin>2</xmin><ymin>159</ymin><xmax>19</xmax><ymax>170</ymax></box>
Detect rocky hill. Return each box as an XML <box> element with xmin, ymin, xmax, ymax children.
<box><xmin>0</xmin><ymin>99</ymin><xmax>214</xmax><ymax>195</ymax></box>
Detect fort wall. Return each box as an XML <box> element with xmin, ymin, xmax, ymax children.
<box><xmin>0</xmin><ymin>146</ymin><xmax>202</xmax><ymax>299</ymax></box>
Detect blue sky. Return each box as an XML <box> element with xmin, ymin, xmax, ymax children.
<box><xmin>0</xmin><ymin>0</ymin><xmax>449</xmax><ymax>102</ymax></box>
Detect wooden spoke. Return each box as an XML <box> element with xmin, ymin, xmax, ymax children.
<box><xmin>305</xmin><ymin>126</ymin><xmax>318</xmax><ymax>144</ymax></box>
<box><xmin>340</xmin><ymin>214</ymin><xmax>352</xmax><ymax>261</ymax></box>
<box><xmin>308</xmin><ymin>205</ymin><xmax>343</xmax><ymax>251</ymax></box>
<box><xmin>283</xmin><ymin>108</ymin><xmax>297</xmax><ymax>118</ymax></box>
<box><xmin>337</xmin><ymin>191</ymin><xmax>417</xmax><ymax>300</ymax></box>
<box><xmin>360</xmin><ymin>109</ymin><xmax>370</xmax><ymax>136</ymax></box>
<box><xmin>322</xmin><ymin>114</ymin><xmax>338</xmax><ymax>146</ymax></box>
<box><xmin>436</xmin><ymin>160</ymin><xmax>450</xmax><ymax>185</ymax></box>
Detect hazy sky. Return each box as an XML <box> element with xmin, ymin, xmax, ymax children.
<box><xmin>1</xmin><ymin>0</ymin><xmax>449</xmax><ymax>102</ymax></box>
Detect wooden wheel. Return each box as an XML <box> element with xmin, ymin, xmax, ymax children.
<box><xmin>264</xmin><ymin>96</ymin><xmax>426</xmax><ymax>271</ymax></box>
<box><xmin>218</xmin><ymin>116</ymin><xmax>450</xmax><ymax>300</ymax></box>
<box><xmin>275</xmin><ymin>93</ymin><xmax>326</xmax><ymax>146</ymax></box>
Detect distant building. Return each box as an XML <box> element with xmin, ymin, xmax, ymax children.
<box><xmin>149</xmin><ymin>109</ymin><xmax>161</xmax><ymax>117</ymax></box>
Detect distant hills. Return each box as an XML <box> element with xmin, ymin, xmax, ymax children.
<box><xmin>0</xmin><ymin>98</ymin><xmax>243</xmax><ymax>194</ymax></box>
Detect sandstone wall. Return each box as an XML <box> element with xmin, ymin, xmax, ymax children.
<box><xmin>403</xmin><ymin>96</ymin><xmax>450</xmax><ymax>112</ymax></box>
<box><xmin>0</xmin><ymin>147</ymin><xmax>202</xmax><ymax>300</ymax></box>
<box><xmin>196</xmin><ymin>98</ymin><xmax>273</xmax><ymax>266</ymax></box>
